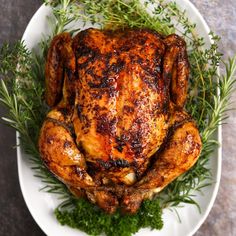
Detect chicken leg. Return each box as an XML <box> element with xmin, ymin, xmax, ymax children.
<box><xmin>122</xmin><ymin>109</ymin><xmax>202</xmax><ymax>213</ymax></box>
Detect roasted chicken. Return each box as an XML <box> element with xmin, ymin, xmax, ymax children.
<box><xmin>38</xmin><ymin>28</ymin><xmax>202</xmax><ymax>214</ymax></box>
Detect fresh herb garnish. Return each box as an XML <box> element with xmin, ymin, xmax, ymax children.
<box><xmin>55</xmin><ymin>198</ymin><xmax>163</xmax><ymax>236</ymax></box>
<box><xmin>0</xmin><ymin>0</ymin><xmax>235</xmax><ymax>236</ymax></box>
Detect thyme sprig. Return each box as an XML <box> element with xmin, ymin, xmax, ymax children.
<box><xmin>44</xmin><ymin>0</ymin><xmax>81</xmax><ymax>34</ymax></box>
<box><xmin>0</xmin><ymin>0</ymin><xmax>235</xmax><ymax>235</ymax></box>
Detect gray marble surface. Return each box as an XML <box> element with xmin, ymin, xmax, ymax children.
<box><xmin>0</xmin><ymin>0</ymin><xmax>235</xmax><ymax>236</ymax></box>
<box><xmin>192</xmin><ymin>1</ymin><xmax>236</xmax><ymax>236</ymax></box>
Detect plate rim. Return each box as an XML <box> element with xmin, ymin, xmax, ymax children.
<box><xmin>17</xmin><ymin>1</ymin><xmax>222</xmax><ymax>236</ymax></box>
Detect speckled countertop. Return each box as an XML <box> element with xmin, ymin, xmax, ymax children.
<box><xmin>0</xmin><ymin>1</ymin><xmax>235</xmax><ymax>236</ymax></box>
<box><xmin>192</xmin><ymin>1</ymin><xmax>236</xmax><ymax>235</ymax></box>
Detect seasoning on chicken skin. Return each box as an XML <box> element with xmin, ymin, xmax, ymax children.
<box><xmin>39</xmin><ymin>28</ymin><xmax>202</xmax><ymax>214</ymax></box>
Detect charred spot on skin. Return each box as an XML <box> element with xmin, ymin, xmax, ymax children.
<box><xmin>93</xmin><ymin>105</ymin><xmax>102</xmax><ymax>112</ymax></box>
<box><xmin>97</xmin><ymin>159</ymin><xmax>130</xmax><ymax>169</ymax></box>
<box><xmin>92</xmin><ymin>105</ymin><xmax>109</xmax><ymax>116</ymax></box>
<box><xmin>123</xmin><ymin>105</ymin><xmax>135</xmax><ymax>114</ymax></box>
<box><xmin>105</xmin><ymin>52</ymin><xmax>112</xmax><ymax>64</ymax></box>
<box><xmin>130</xmin><ymin>135</ymin><xmax>143</xmax><ymax>155</ymax></box>
<box><xmin>152</xmin><ymin>62</ymin><xmax>163</xmax><ymax>77</ymax></box>
<box><xmin>109</xmin><ymin>59</ymin><xmax>125</xmax><ymax>73</ymax></box>
<box><xmin>83</xmin><ymin>115</ymin><xmax>91</xmax><ymax>130</ymax></box>
<box><xmin>141</xmin><ymin>74</ymin><xmax>158</xmax><ymax>90</ymax></box>
<box><xmin>88</xmin><ymin>80</ymin><xmax>107</xmax><ymax>89</ymax></box>
<box><xmin>135</xmin><ymin>117</ymin><xmax>144</xmax><ymax>125</ymax></box>
<box><xmin>119</xmin><ymin>44</ymin><xmax>132</xmax><ymax>52</ymax></box>
<box><xmin>163</xmin><ymin>71</ymin><xmax>172</xmax><ymax>90</ymax></box>
<box><xmin>107</xmin><ymin>87</ymin><xmax>117</xmax><ymax>98</ymax></box>
<box><xmin>121</xmin><ymin>133</ymin><xmax>130</xmax><ymax>142</ymax></box>
<box><xmin>112</xmin><ymin>159</ymin><xmax>130</xmax><ymax>168</ymax></box>
<box><xmin>75</xmin><ymin>43</ymin><xmax>92</xmax><ymax>57</ymax></box>
<box><xmin>53</xmin><ymin>87</ymin><xmax>63</xmax><ymax>107</ymax></box>
<box><xmin>76</xmin><ymin>47</ymin><xmax>99</xmax><ymax>69</ymax></box>
<box><xmin>90</xmin><ymin>91</ymin><xmax>103</xmax><ymax>100</ymax></box>
<box><xmin>133</xmin><ymin>162</ymin><xmax>146</xmax><ymax>180</ymax></box>
<box><xmin>65</xmin><ymin>67</ymin><xmax>74</xmax><ymax>81</ymax></box>
<box><xmin>139</xmin><ymin>37</ymin><xmax>147</xmax><ymax>45</ymax></box>
<box><xmin>164</xmin><ymin>102</ymin><xmax>170</xmax><ymax>114</ymax></box>
<box><xmin>96</xmin><ymin>114</ymin><xmax>110</xmax><ymax>135</ymax></box>
<box><xmin>46</xmin><ymin>136</ymin><xmax>54</xmax><ymax>144</ymax></box>
<box><xmin>51</xmin><ymin>52</ymin><xmax>60</xmax><ymax>68</ymax></box>
<box><xmin>97</xmin><ymin>159</ymin><xmax>112</xmax><ymax>170</ymax></box>
<box><xmin>136</xmin><ymin>57</ymin><xmax>143</xmax><ymax>64</ymax></box>
<box><xmin>58</xmin><ymin>107</ymin><xmax>70</xmax><ymax>118</ymax></box>
<box><xmin>77</xmin><ymin>105</ymin><xmax>83</xmax><ymax>120</ymax></box>
<box><xmin>86</xmin><ymin>162</ymin><xmax>99</xmax><ymax>177</ymax></box>
<box><xmin>128</xmin><ymin>117</ymin><xmax>149</xmax><ymax>155</ymax></box>
<box><xmin>63</xmin><ymin>140</ymin><xmax>72</xmax><ymax>148</ymax></box>
<box><xmin>86</xmin><ymin>67</ymin><xmax>98</xmax><ymax>78</ymax></box>
<box><xmin>88</xmin><ymin>76</ymin><xmax>115</xmax><ymax>89</ymax></box>
<box><xmin>154</xmin><ymin>103</ymin><xmax>164</xmax><ymax>115</ymax></box>
<box><xmin>96</xmin><ymin>115</ymin><xmax>117</xmax><ymax>135</ymax></box>
<box><xmin>132</xmin><ymin>99</ymin><xmax>141</xmax><ymax>107</ymax></box>
<box><xmin>66</xmin><ymin>89</ymin><xmax>75</xmax><ymax>106</ymax></box>
<box><xmin>115</xmin><ymin>145</ymin><xmax>123</xmax><ymax>153</ymax></box>
<box><xmin>115</xmin><ymin>136</ymin><xmax>126</xmax><ymax>152</ymax></box>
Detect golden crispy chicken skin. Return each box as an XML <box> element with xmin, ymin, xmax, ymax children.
<box><xmin>38</xmin><ymin>28</ymin><xmax>202</xmax><ymax>214</ymax></box>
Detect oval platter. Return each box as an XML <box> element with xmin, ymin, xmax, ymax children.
<box><xmin>17</xmin><ymin>1</ymin><xmax>222</xmax><ymax>235</ymax></box>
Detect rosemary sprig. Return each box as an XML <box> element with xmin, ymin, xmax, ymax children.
<box><xmin>0</xmin><ymin>0</ymin><xmax>235</xmax><ymax>235</ymax></box>
<box><xmin>0</xmin><ymin>42</ymin><xmax>69</xmax><ymax>197</ymax></box>
<box><xmin>202</xmin><ymin>57</ymin><xmax>236</xmax><ymax>141</ymax></box>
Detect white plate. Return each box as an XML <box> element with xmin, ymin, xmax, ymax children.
<box><xmin>17</xmin><ymin>1</ymin><xmax>222</xmax><ymax>236</ymax></box>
